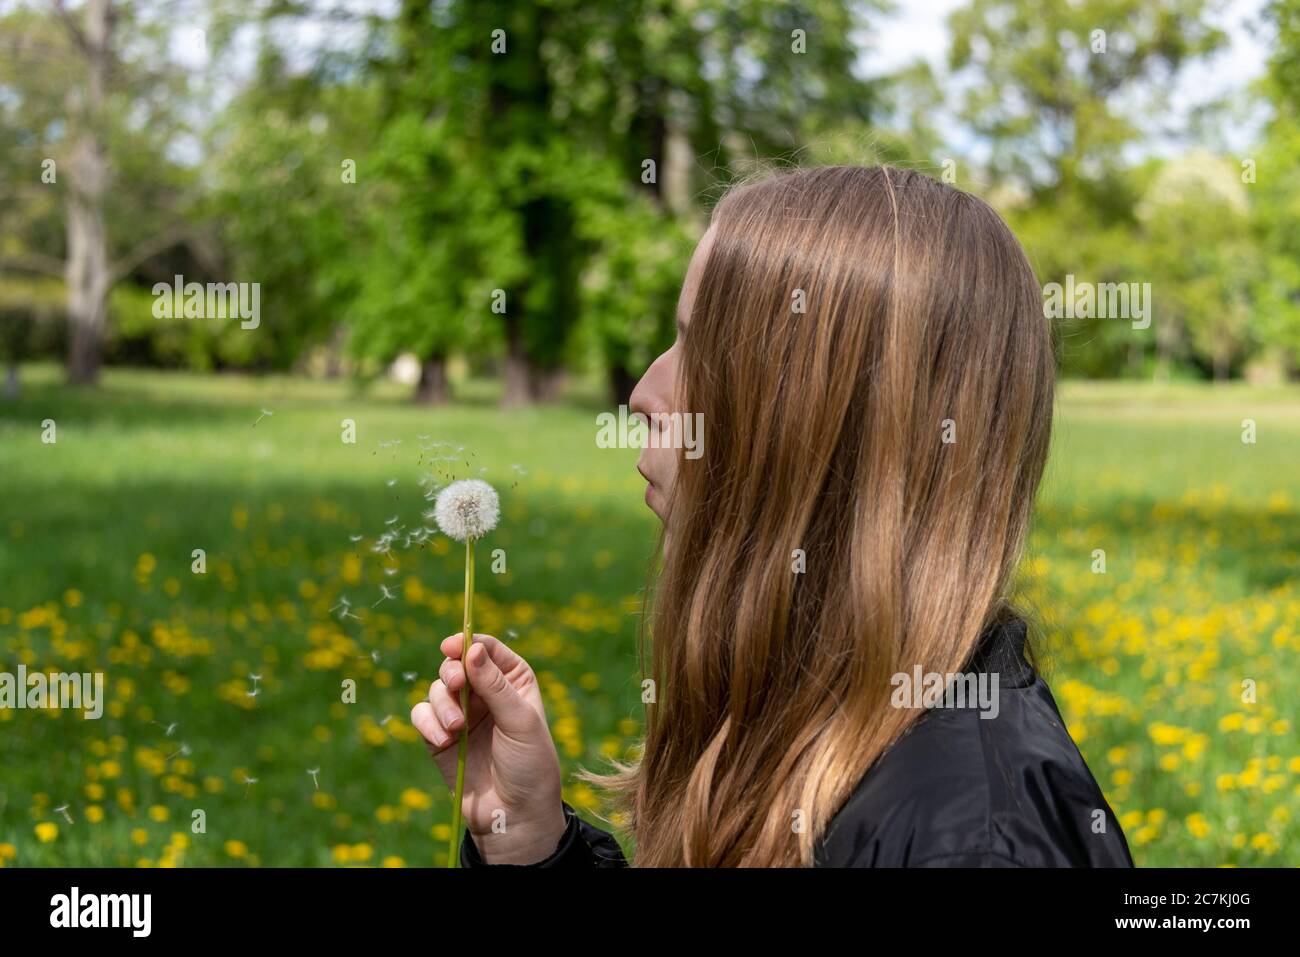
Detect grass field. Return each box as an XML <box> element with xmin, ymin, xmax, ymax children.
<box><xmin>1</xmin><ymin>365</ymin><xmax>1297</xmax><ymax>867</ymax></box>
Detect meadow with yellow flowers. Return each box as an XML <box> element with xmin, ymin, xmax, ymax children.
<box><xmin>0</xmin><ymin>367</ymin><xmax>1296</xmax><ymax>867</ymax></box>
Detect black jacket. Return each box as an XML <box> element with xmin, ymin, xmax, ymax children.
<box><xmin>461</xmin><ymin>617</ymin><xmax>1134</xmax><ymax>868</ymax></box>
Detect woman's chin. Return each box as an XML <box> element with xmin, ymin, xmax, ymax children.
<box><xmin>644</xmin><ymin>484</ymin><xmax>670</xmax><ymax>530</ymax></box>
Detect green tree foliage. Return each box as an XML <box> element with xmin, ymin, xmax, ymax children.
<box><xmin>948</xmin><ymin>0</ymin><xmax>1230</xmax><ymax>378</ymax></box>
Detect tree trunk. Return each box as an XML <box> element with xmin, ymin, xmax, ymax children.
<box><xmin>414</xmin><ymin>355</ymin><xmax>449</xmax><ymax>404</ymax></box>
<box><xmin>532</xmin><ymin>366</ymin><xmax>565</xmax><ymax>402</ymax></box>
<box><xmin>3</xmin><ymin>362</ymin><xmax>18</xmax><ymax>399</ymax></box>
<box><xmin>502</xmin><ymin>315</ymin><xmax>532</xmax><ymax>407</ymax></box>
<box><xmin>64</xmin><ymin>0</ymin><xmax>113</xmax><ymax>386</ymax></box>
<box><xmin>609</xmin><ymin>365</ymin><xmax>637</xmax><ymax>407</ymax></box>
<box><xmin>324</xmin><ymin>325</ymin><xmax>346</xmax><ymax>379</ymax></box>
<box><xmin>1214</xmin><ymin>349</ymin><xmax>1228</xmax><ymax>382</ymax></box>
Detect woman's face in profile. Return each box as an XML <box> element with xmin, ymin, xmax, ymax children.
<box><xmin>630</xmin><ymin>227</ymin><xmax>714</xmax><ymax>525</ymax></box>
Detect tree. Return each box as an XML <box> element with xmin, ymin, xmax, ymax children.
<box><xmin>0</xmin><ymin>0</ymin><xmax>201</xmax><ymax>384</ymax></box>
<box><xmin>947</xmin><ymin>0</ymin><xmax>1229</xmax><ymax>378</ymax></box>
<box><xmin>1138</xmin><ymin>151</ymin><xmax>1257</xmax><ymax>380</ymax></box>
<box><xmin>348</xmin><ymin>0</ymin><xmax>888</xmax><ymax>405</ymax></box>
<box><xmin>948</xmin><ymin>0</ymin><xmax>1226</xmax><ymax>197</ymax></box>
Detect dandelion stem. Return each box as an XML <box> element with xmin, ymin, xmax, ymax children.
<box><xmin>448</xmin><ymin>536</ymin><xmax>475</xmax><ymax>867</ymax></box>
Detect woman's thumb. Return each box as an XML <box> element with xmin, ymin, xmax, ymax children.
<box><xmin>464</xmin><ymin>642</ymin><xmax>534</xmax><ymax>735</ymax></box>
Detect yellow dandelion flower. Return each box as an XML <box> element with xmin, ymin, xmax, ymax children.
<box><xmin>1218</xmin><ymin>713</ymin><xmax>1245</xmax><ymax>733</ymax></box>
<box><xmin>34</xmin><ymin>822</ymin><xmax>58</xmax><ymax>843</ymax></box>
<box><xmin>399</xmin><ymin>788</ymin><xmax>432</xmax><ymax>811</ymax></box>
<box><xmin>1148</xmin><ymin>722</ymin><xmax>1186</xmax><ymax>746</ymax></box>
<box><xmin>1250</xmin><ymin>833</ymin><xmax>1278</xmax><ymax>854</ymax></box>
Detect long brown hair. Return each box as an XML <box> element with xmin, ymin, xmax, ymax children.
<box><xmin>591</xmin><ymin>165</ymin><xmax>1055</xmax><ymax>866</ymax></box>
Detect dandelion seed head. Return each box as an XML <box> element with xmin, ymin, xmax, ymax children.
<box><xmin>433</xmin><ymin>479</ymin><xmax>500</xmax><ymax>542</ymax></box>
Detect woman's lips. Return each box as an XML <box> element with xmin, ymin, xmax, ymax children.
<box><xmin>637</xmin><ymin>464</ymin><xmax>656</xmax><ymax>507</ymax></box>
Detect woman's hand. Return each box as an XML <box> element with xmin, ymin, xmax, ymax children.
<box><xmin>410</xmin><ymin>632</ymin><xmax>567</xmax><ymax>864</ymax></box>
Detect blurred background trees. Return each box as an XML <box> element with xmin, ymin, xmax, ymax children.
<box><xmin>2</xmin><ymin>0</ymin><xmax>1298</xmax><ymax>401</ymax></box>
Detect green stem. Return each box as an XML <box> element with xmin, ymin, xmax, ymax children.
<box><xmin>448</xmin><ymin>537</ymin><xmax>475</xmax><ymax>867</ymax></box>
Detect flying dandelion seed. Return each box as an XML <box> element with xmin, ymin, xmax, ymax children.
<box><xmin>242</xmin><ymin>775</ymin><xmax>258</xmax><ymax>797</ymax></box>
<box><xmin>246</xmin><ymin>688</ymin><xmax>260</xmax><ymax>699</ymax></box>
<box><xmin>248</xmin><ymin>673</ymin><xmax>262</xmax><ymax>686</ymax></box>
<box><xmin>254</xmin><ymin>408</ymin><xmax>273</xmax><ymax>426</ymax></box>
<box><xmin>54</xmin><ymin>804</ymin><xmax>73</xmax><ymax>824</ymax></box>
<box><xmin>349</xmin><ymin>534</ymin><xmax>363</xmax><ymax>543</ymax></box>
<box><xmin>167</xmin><ymin>743</ymin><xmax>191</xmax><ymax>760</ymax></box>
<box><xmin>380</xmin><ymin>715</ymin><xmax>392</xmax><ymax>726</ymax></box>
<box><xmin>373</xmin><ymin>585</ymin><xmax>396</xmax><ymax>607</ymax></box>
<box><xmin>152</xmin><ymin>720</ymin><xmax>178</xmax><ymax>737</ymax></box>
<box><xmin>307</xmin><ymin>768</ymin><xmax>320</xmax><ymax>790</ymax></box>
<box><xmin>402</xmin><ymin>671</ymin><xmax>417</xmax><ymax>682</ymax></box>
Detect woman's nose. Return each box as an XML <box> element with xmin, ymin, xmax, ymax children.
<box><xmin>629</xmin><ymin>352</ymin><xmax>670</xmax><ymax>420</ymax></box>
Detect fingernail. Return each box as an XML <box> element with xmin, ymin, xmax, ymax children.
<box><xmin>443</xmin><ymin>710</ymin><xmax>460</xmax><ymax>727</ymax></box>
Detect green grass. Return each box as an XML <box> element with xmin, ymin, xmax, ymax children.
<box><xmin>1</xmin><ymin>365</ymin><xmax>1297</xmax><ymax>866</ymax></box>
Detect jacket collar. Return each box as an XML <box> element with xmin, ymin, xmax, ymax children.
<box><xmin>966</xmin><ymin>616</ymin><xmax>1035</xmax><ymax>689</ymax></box>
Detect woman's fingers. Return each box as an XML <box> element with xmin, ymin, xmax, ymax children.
<box><xmin>462</xmin><ymin>641</ymin><xmax>537</xmax><ymax>737</ymax></box>
<box><xmin>428</xmin><ymin>678</ymin><xmax>464</xmax><ymax>734</ymax></box>
<box><xmin>409</xmin><ymin>700</ymin><xmax>452</xmax><ymax>750</ymax></box>
<box><xmin>440</xmin><ymin>633</ymin><xmax>523</xmax><ymax>676</ymax></box>
<box><xmin>439</xmin><ymin>656</ymin><xmax>464</xmax><ymax>692</ymax></box>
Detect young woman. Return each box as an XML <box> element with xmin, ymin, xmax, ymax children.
<box><xmin>410</xmin><ymin>165</ymin><xmax>1133</xmax><ymax>868</ymax></box>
